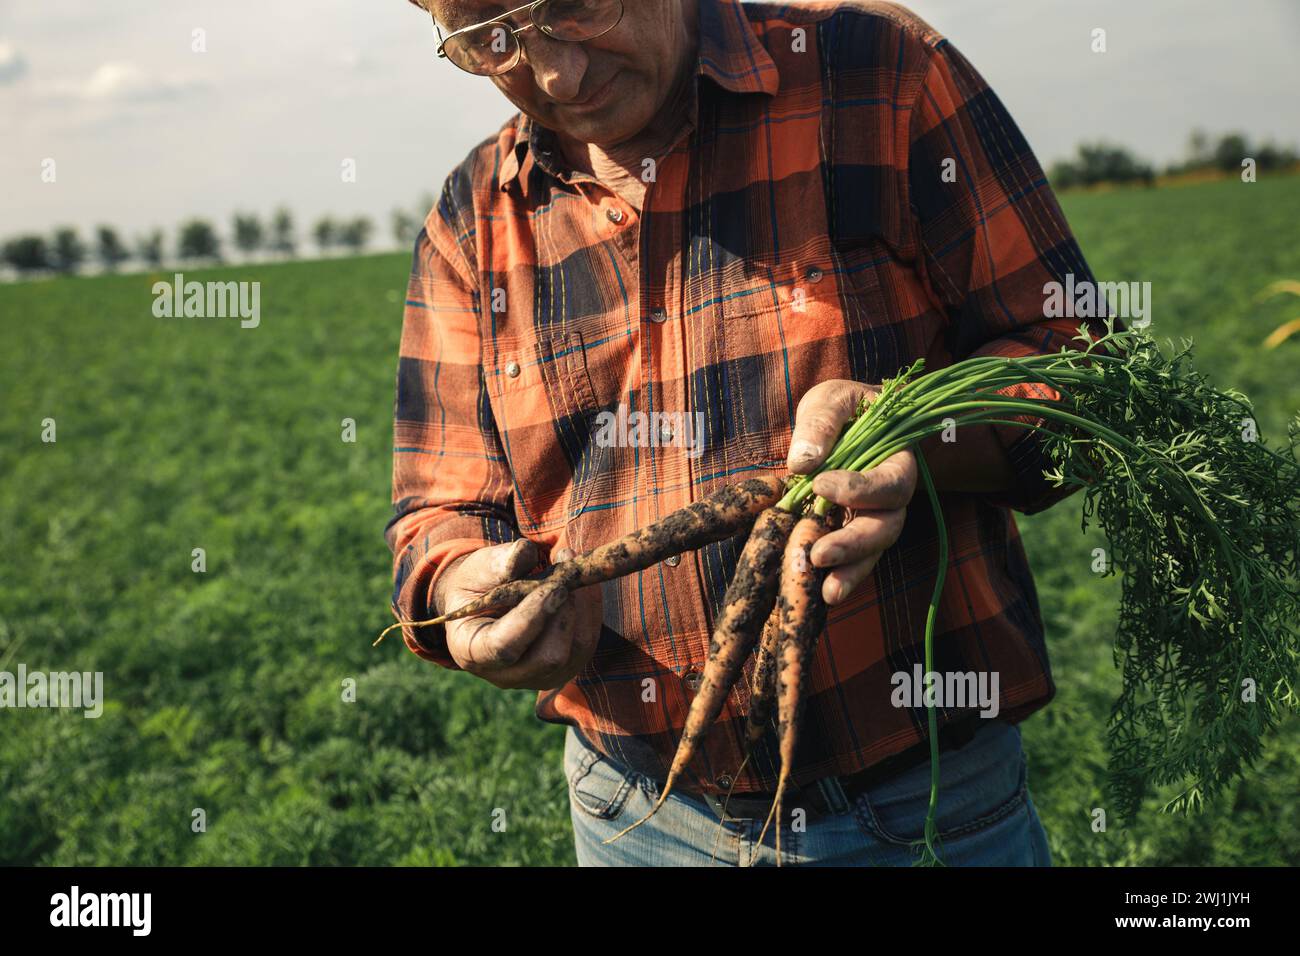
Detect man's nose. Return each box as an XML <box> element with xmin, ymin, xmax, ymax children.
<box><xmin>519</xmin><ymin>33</ymin><xmax>588</xmax><ymax>102</ymax></box>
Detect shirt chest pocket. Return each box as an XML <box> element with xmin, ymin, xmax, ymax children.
<box><xmin>717</xmin><ymin>237</ymin><xmax>894</xmax><ymax>468</ymax></box>
<box><xmin>490</xmin><ymin>328</ymin><xmax>613</xmax><ymax>534</ymax></box>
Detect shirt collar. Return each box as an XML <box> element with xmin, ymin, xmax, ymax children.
<box><xmin>495</xmin><ymin>0</ymin><xmax>779</xmax><ymax>192</ymax></box>
<box><xmin>695</xmin><ymin>0</ymin><xmax>780</xmax><ymax>98</ymax></box>
<box><xmin>495</xmin><ymin>114</ymin><xmax>547</xmax><ymax>192</ymax></box>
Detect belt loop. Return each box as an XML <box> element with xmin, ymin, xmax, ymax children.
<box><xmin>816</xmin><ymin>775</ymin><xmax>850</xmax><ymax>815</ymax></box>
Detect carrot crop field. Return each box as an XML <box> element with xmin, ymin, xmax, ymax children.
<box><xmin>2</xmin><ymin>175</ymin><xmax>1298</xmax><ymax>865</ymax></box>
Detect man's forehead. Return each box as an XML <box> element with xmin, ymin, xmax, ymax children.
<box><xmin>429</xmin><ymin>1</ymin><xmax>512</xmax><ymax>26</ymax></box>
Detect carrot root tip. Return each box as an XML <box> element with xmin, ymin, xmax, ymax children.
<box><xmin>373</xmin><ymin>615</ymin><xmax>448</xmax><ymax>647</ymax></box>
<box><xmin>602</xmin><ymin>789</ymin><xmax>671</xmax><ymax>846</ymax></box>
<box><xmin>754</xmin><ymin>769</ymin><xmax>789</xmax><ymax>859</ymax></box>
<box><xmin>709</xmin><ymin>755</ymin><xmax>749</xmax><ymax>865</ymax></box>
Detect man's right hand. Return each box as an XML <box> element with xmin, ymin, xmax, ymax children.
<box><xmin>435</xmin><ymin>540</ymin><xmax>603</xmax><ymax>691</ymax></box>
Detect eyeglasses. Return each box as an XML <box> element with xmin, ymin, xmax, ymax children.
<box><xmin>434</xmin><ymin>0</ymin><xmax>625</xmax><ymax>76</ymax></box>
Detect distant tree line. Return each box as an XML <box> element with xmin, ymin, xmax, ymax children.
<box><xmin>2</xmin><ymin>194</ymin><xmax>433</xmax><ymax>278</ymax></box>
<box><xmin>1048</xmin><ymin>129</ymin><xmax>1299</xmax><ymax>191</ymax></box>
<box><xmin>6</xmin><ymin>127</ymin><xmax>1296</xmax><ymax>276</ymax></box>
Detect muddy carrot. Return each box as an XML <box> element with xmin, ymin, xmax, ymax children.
<box><xmin>744</xmin><ymin>602</ymin><xmax>785</xmax><ymax>755</ymax></box>
<box><xmin>756</xmin><ymin>509</ymin><xmax>837</xmax><ymax>863</ymax></box>
<box><xmin>606</xmin><ymin>505</ymin><xmax>798</xmax><ymax>843</ymax></box>
<box><xmin>374</xmin><ymin>474</ymin><xmax>786</xmax><ymax>645</ymax></box>
<box><xmin>709</xmin><ymin>602</ymin><xmax>785</xmax><ymax>862</ymax></box>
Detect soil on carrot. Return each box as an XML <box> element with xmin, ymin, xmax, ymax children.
<box><xmin>405</xmin><ymin>475</ymin><xmax>786</xmax><ymax>631</ymax></box>
<box><xmin>705</xmin><ymin>508</ymin><xmax>796</xmax><ymax>658</ymax></box>
<box><xmin>775</xmin><ymin>512</ymin><xmax>836</xmax><ymax>760</ymax></box>
<box><xmin>745</xmin><ymin>605</ymin><xmax>784</xmax><ymax>749</ymax></box>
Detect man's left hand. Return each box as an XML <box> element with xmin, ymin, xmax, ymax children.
<box><xmin>785</xmin><ymin>380</ymin><xmax>917</xmax><ymax>606</ymax></box>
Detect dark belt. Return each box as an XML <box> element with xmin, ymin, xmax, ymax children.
<box><xmin>696</xmin><ymin>716</ymin><xmax>986</xmax><ymax>823</ymax></box>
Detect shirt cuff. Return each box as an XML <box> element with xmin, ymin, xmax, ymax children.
<box><xmin>392</xmin><ymin>536</ymin><xmax>492</xmax><ymax>669</ymax></box>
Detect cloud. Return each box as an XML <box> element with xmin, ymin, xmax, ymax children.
<box><xmin>53</xmin><ymin>61</ymin><xmax>204</xmax><ymax>102</ymax></box>
<box><xmin>0</xmin><ymin>40</ymin><xmax>27</xmax><ymax>84</ymax></box>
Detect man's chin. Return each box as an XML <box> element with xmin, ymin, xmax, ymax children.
<box><xmin>551</xmin><ymin>113</ymin><xmax>646</xmax><ymax>149</ymax></box>
<box><xmin>540</xmin><ymin>94</ymin><xmax>650</xmax><ymax>147</ymax></box>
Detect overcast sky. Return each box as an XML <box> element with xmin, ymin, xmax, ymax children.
<box><xmin>3</xmin><ymin>0</ymin><xmax>1298</xmax><ymax>243</ymax></box>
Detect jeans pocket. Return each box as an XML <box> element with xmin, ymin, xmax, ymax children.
<box><xmin>851</xmin><ymin>720</ymin><xmax>1029</xmax><ymax>848</ymax></box>
<box><xmin>565</xmin><ymin>727</ymin><xmax>637</xmax><ymax>822</ymax></box>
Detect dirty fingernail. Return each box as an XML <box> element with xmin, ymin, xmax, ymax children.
<box><xmin>789</xmin><ymin>439</ymin><xmax>822</xmax><ymax>464</ymax></box>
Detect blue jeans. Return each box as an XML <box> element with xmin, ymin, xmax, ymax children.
<box><xmin>566</xmin><ymin>719</ymin><xmax>1052</xmax><ymax>866</ymax></box>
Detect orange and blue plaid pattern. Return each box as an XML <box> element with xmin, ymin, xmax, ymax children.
<box><xmin>387</xmin><ymin>0</ymin><xmax>1101</xmax><ymax>793</ymax></box>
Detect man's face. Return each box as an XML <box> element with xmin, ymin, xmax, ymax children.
<box><xmin>432</xmin><ymin>0</ymin><xmax>693</xmax><ymax>148</ymax></box>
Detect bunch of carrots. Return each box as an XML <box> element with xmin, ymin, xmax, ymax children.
<box><xmin>378</xmin><ymin>324</ymin><xmax>1300</xmax><ymax>866</ymax></box>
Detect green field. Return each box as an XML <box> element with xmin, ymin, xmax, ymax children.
<box><xmin>2</xmin><ymin>175</ymin><xmax>1298</xmax><ymax>866</ymax></box>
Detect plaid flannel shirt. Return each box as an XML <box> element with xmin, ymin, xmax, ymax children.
<box><xmin>386</xmin><ymin>0</ymin><xmax>1100</xmax><ymax>794</ymax></box>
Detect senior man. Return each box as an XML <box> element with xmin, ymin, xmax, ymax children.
<box><xmin>388</xmin><ymin>0</ymin><xmax>1100</xmax><ymax>866</ymax></box>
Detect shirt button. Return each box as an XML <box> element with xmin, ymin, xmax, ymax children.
<box><xmin>606</xmin><ymin>207</ymin><xmax>625</xmax><ymax>224</ymax></box>
<box><xmin>716</xmin><ymin>774</ymin><xmax>734</xmax><ymax>790</ymax></box>
<box><xmin>505</xmin><ymin>361</ymin><xmax>520</xmax><ymax>378</ymax></box>
<box><xmin>805</xmin><ymin>266</ymin><xmax>824</xmax><ymax>283</ymax></box>
<box><xmin>665</xmin><ymin>554</ymin><xmax>681</xmax><ymax>567</ymax></box>
<box><xmin>660</xmin><ymin>423</ymin><xmax>674</xmax><ymax>444</ymax></box>
<box><xmin>683</xmin><ymin>668</ymin><xmax>702</xmax><ymax>691</ymax></box>
<box><xmin>649</xmin><ymin>308</ymin><xmax>667</xmax><ymax>323</ymax></box>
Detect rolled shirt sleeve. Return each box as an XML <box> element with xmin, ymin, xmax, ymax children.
<box><xmin>384</xmin><ymin>206</ymin><xmax>519</xmax><ymax>666</ymax></box>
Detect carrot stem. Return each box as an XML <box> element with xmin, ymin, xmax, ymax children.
<box><xmin>914</xmin><ymin>449</ymin><xmax>948</xmax><ymax>867</ymax></box>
